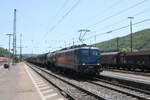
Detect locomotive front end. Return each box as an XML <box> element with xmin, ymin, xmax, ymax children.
<box><xmin>77</xmin><ymin>47</ymin><xmax>103</xmax><ymax>74</ymax></box>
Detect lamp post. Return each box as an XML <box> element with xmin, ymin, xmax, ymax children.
<box><xmin>6</xmin><ymin>34</ymin><xmax>13</xmax><ymax>65</ymax></box>
<box><xmin>128</xmin><ymin>17</ymin><xmax>134</xmax><ymax>52</ymax></box>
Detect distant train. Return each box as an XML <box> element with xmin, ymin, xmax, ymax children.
<box><xmin>27</xmin><ymin>45</ymin><xmax>103</xmax><ymax>75</ymax></box>
<box><xmin>0</xmin><ymin>57</ymin><xmax>9</xmax><ymax>67</ymax></box>
<box><xmin>0</xmin><ymin>57</ymin><xmax>8</xmax><ymax>64</ymax></box>
<box><xmin>0</xmin><ymin>57</ymin><xmax>8</xmax><ymax>62</ymax></box>
<box><xmin>101</xmin><ymin>51</ymin><xmax>150</xmax><ymax>72</ymax></box>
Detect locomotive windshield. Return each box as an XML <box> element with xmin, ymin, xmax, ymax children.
<box><xmin>80</xmin><ymin>49</ymin><xmax>99</xmax><ymax>56</ymax></box>
<box><xmin>91</xmin><ymin>50</ymin><xmax>99</xmax><ymax>56</ymax></box>
<box><xmin>80</xmin><ymin>49</ymin><xmax>89</xmax><ymax>56</ymax></box>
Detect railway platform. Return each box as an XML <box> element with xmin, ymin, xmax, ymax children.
<box><xmin>0</xmin><ymin>65</ymin><xmax>3</xmax><ymax>70</ymax></box>
<box><xmin>0</xmin><ymin>62</ymin><xmax>65</xmax><ymax>100</ymax></box>
<box><xmin>101</xmin><ymin>70</ymin><xmax>150</xmax><ymax>85</ymax></box>
<box><xmin>0</xmin><ymin>63</ymin><xmax>5</xmax><ymax>70</ymax></box>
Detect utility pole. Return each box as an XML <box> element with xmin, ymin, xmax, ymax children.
<box><xmin>78</xmin><ymin>29</ymin><xmax>90</xmax><ymax>43</ymax></box>
<box><xmin>117</xmin><ymin>37</ymin><xmax>119</xmax><ymax>51</ymax></box>
<box><xmin>6</xmin><ymin>34</ymin><xmax>13</xmax><ymax>65</ymax></box>
<box><xmin>13</xmin><ymin>9</ymin><xmax>17</xmax><ymax>65</ymax></box>
<box><xmin>128</xmin><ymin>17</ymin><xmax>134</xmax><ymax>52</ymax></box>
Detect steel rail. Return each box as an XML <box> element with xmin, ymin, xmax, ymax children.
<box><xmin>26</xmin><ymin>63</ymin><xmax>105</xmax><ymax>100</ymax></box>
<box><xmin>89</xmin><ymin>79</ymin><xmax>150</xmax><ymax>100</ymax></box>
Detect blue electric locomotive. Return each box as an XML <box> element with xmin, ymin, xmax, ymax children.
<box><xmin>47</xmin><ymin>46</ymin><xmax>103</xmax><ymax>74</ymax></box>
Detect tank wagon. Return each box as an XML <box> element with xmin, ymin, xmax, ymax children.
<box><xmin>27</xmin><ymin>53</ymin><xmax>48</xmax><ymax>67</ymax></box>
<box><xmin>27</xmin><ymin>45</ymin><xmax>103</xmax><ymax>75</ymax></box>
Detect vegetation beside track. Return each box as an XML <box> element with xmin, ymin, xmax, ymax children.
<box><xmin>0</xmin><ymin>47</ymin><xmax>11</xmax><ymax>58</ymax></box>
<box><xmin>95</xmin><ymin>28</ymin><xmax>150</xmax><ymax>52</ymax></box>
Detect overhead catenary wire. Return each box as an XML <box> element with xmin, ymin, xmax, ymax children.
<box><xmin>100</xmin><ymin>8</ymin><xmax>150</xmax><ymax>30</ymax></box>
<box><xmin>133</xmin><ymin>8</ymin><xmax>150</xmax><ymax>16</ymax></box>
<box><xmin>103</xmin><ymin>0</ymin><xmax>123</xmax><ymax>12</ymax></box>
<box><xmin>47</xmin><ymin>0</ymin><xmax>80</xmax><ymax>34</ymax></box>
<box><xmin>62</xmin><ymin>0</ymin><xmax>149</xmax><ymax>47</ymax></box>
<box><xmin>36</xmin><ymin>0</ymin><xmax>149</xmax><ymax>53</ymax></box>
<box><xmin>39</xmin><ymin>0</ymin><xmax>80</xmax><ymax>45</ymax></box>
<box><xmin>58</xmin><ymin>16</ymin><xmax>150</xmax><ymax>49</ymax></box>
<box><xmin>87</xmin><ymin>0</ymin><xmax>148</xmax><ymax>28</ymax></box>
<box><xmin>46</xmin><ymin>0</ymin><xmax>69</xmax><ymax>33</ymax></box>
<box><xmin>88</xmin><ymin>0</ymin><xmax>123</xmax><ymax>21</ymax></box>
<box><xmin>52</xmin><ymin>0</ymin><xmax>69</xmax><ymax>19</ymax></box>
<box><xmin>85</xmin><ymin>18</ymin><xmax>150</xmax><ymax>41</ymax></box>
<box><xmin>48</xmin><ymin>0</ymin><xmax>122</xmax><ymax>50</ymax></box>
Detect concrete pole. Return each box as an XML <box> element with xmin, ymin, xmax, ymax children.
<box><xmin>6</xmin><ymin>34</ymin><xmax>13</xmax><ymax>65</ymax></box>
<box><xmin>128</xmin><ymin>17</ymin><xmax>134</xmax><ymax>52</ymax></box>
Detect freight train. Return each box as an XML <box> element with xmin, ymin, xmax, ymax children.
<box><xmin>27</xmin><ymin>45</ymin><xmax>103</xmax><ymax>75</ymax></box>
<box><xmin>101</xmin><ymin>51</ymin><xmax>150</xmax><ymax>72</ymax></box>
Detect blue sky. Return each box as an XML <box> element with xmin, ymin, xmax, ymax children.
<box><xmin>0</xmin><ymin>0</ymin><xmax>150</xmax><ymax>54</ymax></box>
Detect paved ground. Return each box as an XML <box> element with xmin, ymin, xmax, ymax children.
<box><xmin>0</xmin><ymin>62</ymin><xmax>5</xmax><ymax>71</ymax></box>
<box><xmin>0</xmin><ymin>62</ymin><xmax>65</xmax><ymax>100</ymax></box>
<box><xmin>25</xmin><ymin>63</ymin><xmax>65</xmax><ymax>100</ymax></box>
<box><xmin>0</xmin><ymin>63</ymin><xmax>41</xmax><ymax>100</ymax></box>
<box><xmin>101</xmin><ymin>71</ymin><xmax>150</xmax><ymax>84</ymax></box>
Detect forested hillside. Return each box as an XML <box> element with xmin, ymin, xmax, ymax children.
<box><xmin>0</xmin><ymin>47</ymin><xmax>10</xmax><ymax>57</ymax></box>
<box><xmin>95</xmin><ymin>28</ymin><xmax>150</xmax><ymax>52</ymax></box>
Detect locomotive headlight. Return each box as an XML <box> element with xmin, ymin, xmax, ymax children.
<box><xmin>97</xmin><ymin>63</ymin><xmax>100</xmax><ymax>65</ymax></box>
<box><xmin>82</xmin><ymin>63</ymin><xmax>85</xmax><ymax>65</ymax></box>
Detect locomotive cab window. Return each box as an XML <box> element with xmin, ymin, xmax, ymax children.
<box><xmin>80</xmin><ymin>49</ymin><xmax>89</xmax><ymax>56</ymax></box>
<box><xmin>91</xmin><ymin>50</ymin><xmax>99</xmax><ymax>56</ymax></box>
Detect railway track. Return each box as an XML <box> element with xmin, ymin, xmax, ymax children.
<box><xmin>75</xmin><ymin>75</ymin><xmax>150</xmax><ymax>100</ymax></box>
<box><xmin>105</xmin><ymin>69</ymin><xmax>150</xmax><ymax>77</ymax></box>
<box><xmin>27</xmin><ymin>62</ymin><xmax>150</xmax><ymax>100</ymax></box>
<box><xmin>27</xmin><ymin>63</ymin><xmax>104</xmax><ymax>100</ymax></box>
<box><xmin>89</xmin><ymin>77</ymin><xmax>150</xmax><ymax>100</ymax></box>
<box><xmin>96</xmin><ymin>74</ymin><xmax>150</xmax><ymax>93</ymax></box>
